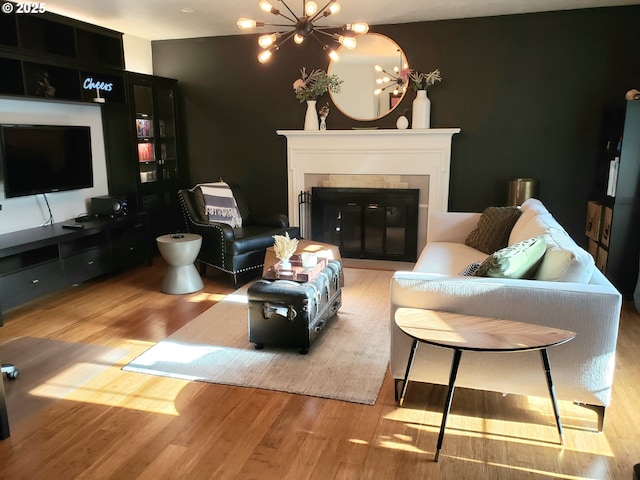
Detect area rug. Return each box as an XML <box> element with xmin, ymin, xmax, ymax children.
<box><xmin>123</xmin><ymin>268</ymin><xmax>393</xmax><ymax>405</ymax></box>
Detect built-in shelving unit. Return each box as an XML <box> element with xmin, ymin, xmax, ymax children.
<box><xmin>0</xmin><ymin>4</ymin><xmax>125</xmax><ymax>103</ymax></box>
<box><xmin>586</xmin><ymin>100</ymin><xmax>640</xmax><ymax>296</ymax></box>
<box><xmin>0</xmin><ymin>213</ymin><xmax>152</xmax><ymax>324</ymax></box>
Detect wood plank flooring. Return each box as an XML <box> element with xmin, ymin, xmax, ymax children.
<box><xmin>0</xmin><ymin>257</ymin><xmax>639</xmax><ymax>479</ymax></box>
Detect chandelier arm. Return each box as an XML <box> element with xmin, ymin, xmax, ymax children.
<box><xmin>271</xmin><ymin>11</ymin><xmax>297</xmax><ymax>23</ymax></box>
<box><xmin>278</xmin><ymin>30</ymin><xmax>297</xmax><ymax>47</ymax></box>
<box><xmin>310</xmin><ymin>0</ymin><xmax>336</xmax><ymax>22</ymax></box>
<box><xmin>309</xmin><ymin>32</ymin><xmax>328</xmax><ymax>48</ymax></box>
<box><xmin>313</xmin><ymin>29</ymin><xmax>337</xmax><ymax>40</ymax></box>
<box><xmin>277</xmin><ymin>0</ymin><xmax>299</xmax><ymax>21</ymax></box>
<box><xmin>263</xmin><ymin>22</ymin><xmax>298</xmax><ymax>28</ymax></box>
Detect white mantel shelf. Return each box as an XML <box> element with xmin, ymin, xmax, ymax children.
<box><xmin>277</xmin><ymin>128</ymin><xmax>461</xmax><ymax>252</ymax></box>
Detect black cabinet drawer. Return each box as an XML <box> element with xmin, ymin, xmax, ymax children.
<box><xmin>62</xmin><ymin>248</ymin><xmax>110</xmax><ymax>284</ymax></box>
<box><xmin>0</xmin><ymin>261</ymin><xmax>64</xmax><ymax>309</ymax></box>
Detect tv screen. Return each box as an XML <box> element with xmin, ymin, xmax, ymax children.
<box><xmin>0</xmin><ymin>124</ymin><xmax>94</xmax><ymax>198</ymax></box>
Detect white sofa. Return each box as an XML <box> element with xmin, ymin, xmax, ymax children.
<box><xmin>390</xmin><ymin>198</ymin><xmax>622</xmax><ymax>431</ymax></box>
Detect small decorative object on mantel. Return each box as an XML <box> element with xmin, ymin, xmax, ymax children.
<box><xmin>273</xmin><ymin>231</ymin><xmax>298</xmax><ymax>271</ymax></box>
<box><xmin>396</xmin><ymin>109</ymin><xmax>409</xmax><ymax>129</ymax></box>
<box><xmin>319</xmin><ymin>102</ymin><xmax>330</xmax><ymax>130</ymax></box>
<box><xmin>293</xmin><ymin>68</ymin><xmax>342</xmax><ymax>130</ymax></box>
<box><xmin>626</xmin><ymin>89</ymin><xmax>640</xmax><ymax>101</ymax></box>
<box><xmin>409</xmin><ymin>68</ymin><xmax>442</xmax><ymax>129</ymax></box>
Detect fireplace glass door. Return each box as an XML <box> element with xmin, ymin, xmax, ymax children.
<box><xmin>311</xmin><ymin>188</ymin><xmax>419</xmax><ymax>262</ymax></box>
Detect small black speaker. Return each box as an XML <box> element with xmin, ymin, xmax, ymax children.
<box><xmin>90</xmin><ymin>195</ymin><xmax>128</xmax><ymax>217</ymax></box>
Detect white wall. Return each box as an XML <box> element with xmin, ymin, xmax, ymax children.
<box><xmin>123</xmin><ymin>34</ymin><xmax>153</xmax><ymax>75</ymax></box>
<box><xmin>0</xmin><ymin>98</ymin><xmax>109</xmax><ymax>235</ymax></box>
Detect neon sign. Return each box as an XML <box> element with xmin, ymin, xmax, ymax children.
<box><xmin>83</xmin><ymin>77</ymin><xmax>114</xmax><ymax>92</ymax></box>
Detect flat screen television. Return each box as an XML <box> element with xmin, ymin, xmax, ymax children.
<box><xmin>0</xmin><ymin>124</ymin><xmax>94</xmax><ymax>198</ymax></box>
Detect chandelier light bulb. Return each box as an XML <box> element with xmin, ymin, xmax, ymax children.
<box><xmin>258</xmin><ymin>33</ymin><xmax>277</xmax><ymax>48</ymax></box>
<box><xmin>374</xmin><ymin>88</ymin><xmax>382</xmax><ymax>95</ymax></box>
<box><xmin>305</xmin><ymin>1</ymin><xmax>318</xmax><ymax>16</ymax></box>
<box><xmin>294</xmin><ymin>33</ymin><xmax>305</xmax><ymax>44</ymax></box>
<box><xmin>374</xmin><ymin>65</ymin><xmax>383</xmax><ymax>72</ymax></box>
<box><xmin>345</xmin><ymin>22</ymin><xmax>369</xmax><ymax>34</ymax></box>
<box><xmin>258</xmin><ymin>49</ymin><xmax>273</xmax><ymax>63</ymax></box>
<box><xmin>329</xmin><ymin>2</ymin><xmax>341</xmax><ymax>15</ymax></box>
<box><xmin>328</xmin><ymin>49</ymin><xmax>340</xmax><ymax>62</ymax></box>
<box><xmin>382</xmin><ymin>76</ymin><xmax>390</xmax><ymax>83</ymax></box>
<box><xmin>338</xmin><ymin>35</ymin><xmax>357</xmax><ymax>49</ymax></box>
<box><xmin>237</xmin><ymin>18</ymin><xmax>257</xmax><ymax>29</ymax></box>
<box><xmin>259</xmin><ymin>0</ymin><xmax>274</xmax><ymax>13</ymax></box>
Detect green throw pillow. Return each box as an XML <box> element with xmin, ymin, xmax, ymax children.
<box><xmin>465</xmin><ymin>206</ymin><xmax>522</xmax><ymax>254</ymax></box>
<box><xmin>474</xmin><ymin>235</ymin><xmax>546</xmax><ymax>279</ymax></box>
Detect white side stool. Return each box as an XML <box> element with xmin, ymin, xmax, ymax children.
<box><xmin>156</xmin><ymin>233</ymin><xmax>204</xmax><ymax>294</ymax></box>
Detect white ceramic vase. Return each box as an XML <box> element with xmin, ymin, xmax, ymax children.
<box><xmin>412</xmin><ymin>90</ymin><xmax>431</xmax><ymax>129</ymax></box>
<box><xmin>396</xmin><ymin>115</ymin><xmax>409</xmax><ymax>129</ymax></box>
<box><xmin>304</xmin><ymin>100</ymin><xmax>319</xmax><ymax>130</ymax></box>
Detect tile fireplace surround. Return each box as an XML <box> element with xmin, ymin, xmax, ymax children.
<box><xmin>277</xmin><ymin>129</ymin><xmax>461</xmax><ymax>253</ymax></box>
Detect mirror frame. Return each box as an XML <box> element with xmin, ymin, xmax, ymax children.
<box><xmin>328</xmin><ymin>33</ymin><xmax>408</xmax><ymax>122</ymax></box>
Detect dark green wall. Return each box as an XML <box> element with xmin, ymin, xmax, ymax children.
<box><xmin>151</xmin><ymin>6</ymin><xmax>640</xmax><ymax>242</ymax></box>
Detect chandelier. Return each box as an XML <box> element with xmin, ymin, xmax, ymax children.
<box><xmin>237</xmin><ymin>0</ymin><xmax>369</xmax><ymax>63</ymax></box>
<box><xmin>374</xmin><ymin>51</ymin><xmax>409</xmax><ymax>96</ymax></box>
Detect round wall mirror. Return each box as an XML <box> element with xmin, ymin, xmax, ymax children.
<box><xmin>328</xmin><ymin>33</ymin><xmax>408</xmax><ymax>121</ymax></box>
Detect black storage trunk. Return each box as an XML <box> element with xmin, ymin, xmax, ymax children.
<box><xmin>248</xmin><ymin>260</ymin><xmax>342</xmax><ymax>354</ymax></box>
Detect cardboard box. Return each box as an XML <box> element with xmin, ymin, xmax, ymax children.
<box><xmin>601</xmin><ymin>206</ymin><xmax>613</xmax><ymax>247</ymax></box>
<box><xmin>585</xmin><ymin>201</ymin><xmax>603</xmax><ymax>241</ymax></box>
<box><xmin>596</xmin><ymin>246</ymin><xmax>609</xmax><ymax>273</ymax></box>
<box><xmin>587</xmin><ymin>239</ymin><xmax>598</xmax><ymax>260</ymax></box>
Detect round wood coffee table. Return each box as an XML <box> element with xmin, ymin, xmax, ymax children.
<box><xmin>394</xmin><ymin>308</ymin><xmax>576</xmax><ymax>462</ymax></box>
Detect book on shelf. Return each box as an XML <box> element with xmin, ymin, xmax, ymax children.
<box><xmin>136</xmin><ymin>119</ymin><xmax>153</xmax><ymax>138</ymax></box>
<box><xmin>606</xmin><ymin>157</ymin><xmax>619</xmax><ymax>197</ymax></box>
<box><xmin>138</xmin><ymin>142</ymin><xmax>155</xmax><ymax>161</ymax></box>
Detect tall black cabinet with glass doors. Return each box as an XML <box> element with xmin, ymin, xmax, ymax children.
<box><xmin>102</xmin><ymin>72</ymin><xmax>186</xmax><ymax>239</ymax></box>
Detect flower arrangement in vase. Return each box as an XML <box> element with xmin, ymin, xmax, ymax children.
<box><xmin>273</xmin><ymin>232</ymin><xmax>298</xmax><ymax>270</ymax></box>
<box><xmin>407</xmin><ymin>68</ymin><xmax>442</xmax><ymax>129</ymax></box>
<box><xmin>293</xmin><ymin>68</ymin><xmax>342</xmax><ymax>130</ymax></box>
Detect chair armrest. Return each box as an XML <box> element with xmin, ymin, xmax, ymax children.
<box><xmin>247</xmin><ymin>214</ymin><xmax>290</xmax><ymax>229</ymax></box>
<box><xmin>186</xmin><ymin>218</ymin><xmax>235</xmax><ymax>241</ymax></box>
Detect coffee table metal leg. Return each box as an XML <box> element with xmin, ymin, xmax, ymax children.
<box><xmin>540</xmin><ymin>348</ymin><xmax>565</xmax><ymax>444</ymax></box>
<box><xmin>398</xmin><ymin>339</ymin><xmax>419</xmax><ymax>407</ymax></box>
<box><xmin>435</xmin><ymin>348</ymin><xmax>462</xmax><ymax>462</ymax></box>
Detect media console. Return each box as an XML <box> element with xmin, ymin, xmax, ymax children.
<box><xmin>0</xmin><ymin>212</ymin><xmax>152</xmax><ymax>324</ymax></box>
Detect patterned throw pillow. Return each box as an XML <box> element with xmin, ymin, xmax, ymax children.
<box><xmin>474</xmin><ymin>235</ymin><xmax>546</xmax><ymax>279</ymax></box>
<box><xmin>459</xmin><ymin>262</ymin><xmax>482</xmax><ymax>276</ymax></box>
<box><xmin>465</xmin><ymin>206</ymin><xmax>522</xmax><ymax>254</ymax></box>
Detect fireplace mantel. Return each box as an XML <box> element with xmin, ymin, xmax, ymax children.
<box><xmin>277</xmin><ymin>128</ymin><xmax>461</xmax><ymax>252</ymax></box>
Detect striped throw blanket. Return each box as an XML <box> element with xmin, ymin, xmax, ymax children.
<box><xmin>198</xmin><ymin>182</ymin><xmax>243</xmax><ymax>228</ymax></box>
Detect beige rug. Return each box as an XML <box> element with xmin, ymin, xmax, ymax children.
<box><xmin>123</xmin><ymin>268</ymin><xmax>393</xmax><ymax>405</ymax></box>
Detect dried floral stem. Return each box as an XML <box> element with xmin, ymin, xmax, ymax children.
<box><xmin>273</xmin><ymin>232</ymin><xmax>298</xmax><ymax>260</ymax></box>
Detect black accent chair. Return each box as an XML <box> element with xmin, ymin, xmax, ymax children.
<box><xmin>178</xmin><ymin>185</ymin><xmax>300</xmax><ymax>285</ymax></box>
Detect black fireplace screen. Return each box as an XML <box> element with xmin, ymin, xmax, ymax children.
<box><xmin>310</xmin><ymin>187</ymin><xmax>419</xmax><ymax>262</ymax></box>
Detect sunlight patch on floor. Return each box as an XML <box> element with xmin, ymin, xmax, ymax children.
<box><xmin>188</xmin><ymin>292</ymin><xmax>227</xmax><ymax>303</ymax></box>
<box><xmin>384</xmin><ymin>406</ymin><xmax>614</xmax><ymax>456</ymax></box>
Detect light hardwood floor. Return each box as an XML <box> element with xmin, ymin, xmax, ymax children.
<box><xmin>0</xmin><ymin>257</ymin><xmax>638</xmax><ymax>479</ymax></box>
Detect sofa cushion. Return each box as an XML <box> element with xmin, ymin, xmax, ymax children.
<box><xmin>465</xmin><ymin>206</ymin><xmax>522</xmax><ymax>254</ymax></box>
<box><xmin>509</xmin><ymin>198</ymin><xmax>551</xmax><ymax>245</ymax></box>
<box><xmin>414</xmin><ymin>242</ymin><xmax>488</xmax><ymax>275</ymax></box>
<box><xmin>474</xmin><ymin>235</ymin><xmax>546</xmax><ymax>279</ymax></box>
<box><xmin>535</xmin><ymin>227</ymin><xmax>595</xmax><ymax>283</ymax></box>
